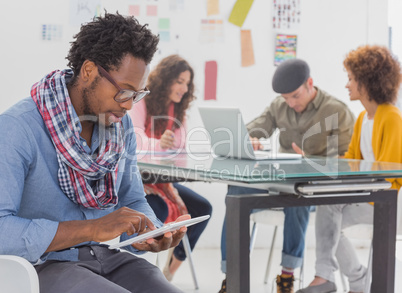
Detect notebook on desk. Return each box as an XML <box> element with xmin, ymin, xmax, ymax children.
<box><xmin>198</xmin><ymin>107</ymin><xmax>301</xmax><ymax>160</ymax></box>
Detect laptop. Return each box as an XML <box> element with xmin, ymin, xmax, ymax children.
<box><xmin>198</xmin><ymin>107</ymin><xmax>302</xmax><ymax>160</ymax></box>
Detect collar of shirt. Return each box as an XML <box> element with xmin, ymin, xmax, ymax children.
<box><xmin>309</xmin><ymin>87</ymin><xmax>325</xmax><ymax>111</ymax></box>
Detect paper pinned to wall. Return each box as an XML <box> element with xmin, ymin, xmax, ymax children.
<box><xmin>272</xmin><ymin>0</ymin><xmax>301</xmax><ymax>30</ymax></box>
<box><xmin>69</xmin><ymin>0</ymin><xmax>101</xmax><ymax>26</ymax></box>
<box><xmin>199</xmin><ymin>19</ymin><xmax>224</xmax><ymax>44</ymax></box>
<box><xmin>241</xmin><ymin>30</ymin><xmax>255</xmax><ymax>67</ymax></box>
<box><xmin>158</xmin><ymin>18</ymin><xmax>170</xmax><ymax>30</ymax></box>
<box><xmin>169</xmin><ymin>0</ymin><xmax>185</xmax><ymax>11</ymax></box>
<box><xmin>128</xmin><ymin>5</ymin><xmax>140</xmax><ymax>16</ymax></box>
<box><xmin>204</xmin><ymin>61</ymin><xmax>218</xmax><ymax>101</ymax></box>
<box><xmin>41</xmin><ymin>24</ymin><xmax>63</xmax><ymax>41</ymax></box>
<box><xmin>228</xmin><ymin>0</ymin><xmax>254</xmax><ymax>27</ymax></box>
<box><xmin>207</xmin><ymin>0</ymin><xmax>220</xmax><ymax>16</ymax></box>
<box><xmin>274</xmin><ymin>34</ymin><xmax>297</xmax><ymax>65</ymax></box>
<box><xmin>158</xmin><ymin>18</ymin><xmax>170</xmax><ymax>42</ymax></box>
<box><xmin>159</xmin><ymin>31</ymin><xmax>170</xmax><ymax>42</ymax></box>
<box><xmin>147</xmin><ymin>5</ymin><xmax>158</xmax><ymax>16</ymax></box>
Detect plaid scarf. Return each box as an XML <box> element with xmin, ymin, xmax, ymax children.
<box><xmin>31</xmin><ymin>69</ymin><xmax>125</xmax><ymax>209</ymax></box>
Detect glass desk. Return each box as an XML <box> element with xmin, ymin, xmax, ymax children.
<box><xmin>137</xmin><ymin>153</ymin><xmax>402</xmax><ymax>293</ymax></box>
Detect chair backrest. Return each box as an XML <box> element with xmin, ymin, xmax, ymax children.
<box><xmin>0</xmin><ymin>255</ymin><xmax>40</xmax><ymax>293</ymax></box>
<box><xmin>342</xmin><ymin>188</ymin><xmax>402</xmax><ymax>240</ymax></box>
<box><xmin>250</xmin><ymin>208</ymin><xmax>316</xmax><ymax>228</ymax></box>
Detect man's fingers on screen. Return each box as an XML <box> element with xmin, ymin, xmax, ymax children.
<box><xmin>124</xmin><ymin>222</ymin><xmax>137</xmax><ymax>236</ymax></box>
<box><xmin>145</xmin><ymin>217</ymin><xmax>156</xmax><ymax>230</ymax></box>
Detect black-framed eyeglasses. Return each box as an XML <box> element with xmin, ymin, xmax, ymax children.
<box><xmin>97</xmin><ymin>65</ymin><xmax>150</xmax><ymax>104</ymax></box>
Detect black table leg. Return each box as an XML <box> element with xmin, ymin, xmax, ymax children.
<box><xmin>371</xmin><ymin>190</ymin><xmax>397</xmax><ymax>293</ymax></box>
<box><xmin>226</xmin><ymin>195</ymin><xmax>252</xmax><ymax>293</ymax></box>
<box><xmin>226</xmin><ymin>190</ymin><xmax>398</xmax><ymax>293</ymax></box>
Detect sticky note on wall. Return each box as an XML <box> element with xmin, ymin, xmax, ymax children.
<box><xmin>128</xmin><ymin>5</ymin><xmax>140</xmax><ymax>16</ymax></box>
<box><xmin>159</xmin><ymin>31</ymin><xmax>170</xmax><ymax>42</ymax></box>
<box><xmin>207</xmin><ymin>0</ymin><xmax>220</xmax><ymax>16</ymax></box>
<box><xmin>147</xmin><ymin>5</ymin><xmax>158</xmax><ymax>16</ymax></box>
<box><xmin>204</xmin><ymin>61</ymin><xmax>217</xmax><ymax>100</ymax></box>
<box><xmin>241</xmin><ymin>30</ymin><xmax>255</xmax><ymax>67</ymax></box>
<box><xmin>158</xmin><ymin>18</ymin><xmax>170</xmax><ymax>30</ymax></box>
<box><xmin>228</xmin><ymin>0</ymin><xmax>254</xmax><ymax>27</ymax></box>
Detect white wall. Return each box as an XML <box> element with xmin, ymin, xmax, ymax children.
<box><xmin>0</xmin><ymin>0</ymin><xmax>389</xmax><ymax>249</ymax></box>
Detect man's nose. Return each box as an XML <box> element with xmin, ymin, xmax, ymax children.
<box><xmin>287</xmin><ymin>100</ymin><xmax>296</xmax><ymax>108</ymax></box>
<box><xmin>119</xmin><ymin>98</ymin><xmax>134</xmax><ymax>111</ymax></box>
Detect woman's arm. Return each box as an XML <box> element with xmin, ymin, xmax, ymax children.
<box><xmin>129</xmin><ymin>99</ymin><xmax>164</xmax><ymax>151</ymax></box>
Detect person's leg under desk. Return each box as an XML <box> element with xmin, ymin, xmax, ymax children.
<box><xmin>164</xmin><ymin>183</ymin><xmax>212</xmax><ymax>279</ymax></box>
<box><xmin>281</xmin><ymin>206</ymin><xmax>311</xmax><ymax>269</ymax></box>
<box><xmin>220</xmin><ymin>185</ymin><xmax>267</xmax><ymax>274</ymax></box>
<box><xmin>277</xmin><ymin>206</ymin><xmax>311</xmax><ymax>292</ymax></box>
<box><xmin>171</xmin><ymin>183</ymin><xmax>212</xmax><ymax>261</ymax></box>
<box><xmin>304</xmin><ymin>203</ymin><xmax>373</xmax><ymax>292</ymax></box>
<box><xmin>336</xmin><ymin>203</ymin><xmax>373</xmax><ymax>292</ymax></box>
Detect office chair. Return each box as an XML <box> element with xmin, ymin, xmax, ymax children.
<box><xmin>0</xmin><ymin>233</ymin><xmax>198</xmax><ymax>292</ymax></box>
<box><xmin>249</xmin><ymin>208</ymin><xmax>316</xmax><ymax>290</ymax></box>
<box><xmin>0</xmin><ymin>255</ymin><xmax>40</xmax><ymax>293</ymax></box>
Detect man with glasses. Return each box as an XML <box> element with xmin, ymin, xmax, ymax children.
<box><xmin>0</xmin><ymin>13</ymin><xmax>186</xmax><ymax>293</ymax></box>
<box><xmin>219</xmin><ymin>59</ymin><xmax>355</xmax><ymax>293</ymax></box>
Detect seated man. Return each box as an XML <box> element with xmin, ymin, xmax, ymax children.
<box><xmin>0</xmin><ymin>13</ymin><xmax>186</xmax><ymax>293</ymax></box>
<box><xmin>219</xmin><ymin>59</ymin><xmax>355</xmax><ymax>293</ymax></box>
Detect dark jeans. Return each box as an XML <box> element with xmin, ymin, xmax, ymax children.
<box><xmin>35</xmin><ymin>245</ymin><xmax>182</xmax><ymax>293</ymax></box>
<box><xmin>220</xmin><ymin>185</ymin><xmax>312</xmax><ymax>273</ymax></box>
<box><xmin>146</xmin><ymin>183</ymin><xmax>212</xmax><ymax>261</ymax></box>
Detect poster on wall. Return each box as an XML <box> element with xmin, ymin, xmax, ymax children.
<box><xmin>127</xmin><ymin>0</ymin><xmax>184</xmax><ymax>56</ymax></box>
<box><xmin>204</xmin><ymin>61</ymin><xmax>218</xmax><ymax>100</ymax></box>
<box><xmin>169</xmin><ymin>0</ymin><xmax>185</xmax><ymax>11</ymax></box>
<box><xmin>228</xmin><ymin>0</ymin><xmax>254</xmax><ymax>27</ymax></box>
<box><xmin>241</xmin><ymin>30</ymin><xmax>255</xmax><ymax>67</ymax></box>
<box><xmin>199</xmin><ymin>19</ymin><xmax>224</xmax><ymax>44</ymax></box>
<box><xmin>274</xmin><ymin>34</ymin><xmax>297</xmax><ymax>65</ymax></box>
<box><xmin>207</xmin><ymin>0</ymin><xmax>220</xmax><ymax>16</ymax></box>
<box><xmin>69</xmin><ymin>0</ymin><xmax>101</xmax><ymax>26</ymax></box>
<box><xmin>272</xmin><ymin>0</ymin><xmax>300</xmax><ymax>30</ymax></box>
<box><xmin>41</xmin><ymin>24</ymin><xmax>63</xmax><ymax>41</ymax></box>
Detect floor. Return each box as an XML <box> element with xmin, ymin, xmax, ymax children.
<box><xmin>150</xmin><ymin>246</ymin><xmax>376</xmax><ymax>293</ymax></box>
<box><xmin>149</xmin><ymin>245</ymin><xmax>360</xmax><ymax>293</ymax></box>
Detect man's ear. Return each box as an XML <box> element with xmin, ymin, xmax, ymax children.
<box><xmin>80</xmin><ymin>60</ymin><xmax>97</xmax><ymax>83</ymax></box>
<box><xmin>306</xmin><ymin>77</ymin><xmax>313</xmax><ymax>88</ymax></box>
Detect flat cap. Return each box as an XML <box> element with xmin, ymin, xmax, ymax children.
<box><xmin>272</xmin><ymin>59</ymin><xmax>310</xmax><ymax>94</ymax></box>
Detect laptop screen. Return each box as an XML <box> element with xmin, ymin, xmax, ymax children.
<box><xmin>198</xmin><ymin>107</ymin><xmax>302</xmax><ymax>160</ymax></box>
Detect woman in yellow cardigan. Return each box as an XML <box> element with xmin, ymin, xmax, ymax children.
<box><xmin>297</xmin><ymin>45</ymin><xmax>402</xmax><ymax>293</ymax></box>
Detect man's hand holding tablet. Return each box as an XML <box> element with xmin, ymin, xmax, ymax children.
<box><xmin>131</xmin><ymin>214</ymin><xmax>190</xmax><ymax>253</ymax></box>
<box><xmin>109</xmin><ymin>215</ymin><xmax>210</xmax><ymax>253</ymax></box>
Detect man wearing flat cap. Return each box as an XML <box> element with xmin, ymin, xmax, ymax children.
<box><xmin>218</xmin><ymin>59</ymin><xmax>355</xmax><ymax>293</ymax></box>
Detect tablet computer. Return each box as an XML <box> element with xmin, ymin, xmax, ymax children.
<box><xmin>108</xmin><ymin>215</ymin><xmax>210</xmax><ymax>249</ymax></box>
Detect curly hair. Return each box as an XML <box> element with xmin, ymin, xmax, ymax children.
<box><xmin>144</xmin><ymin>55</ymin><xmax>195</xmax><ymax>136</ymax></box>
<box><xmin>66</xmin><ymin>12</ymin><xmax>159</xmax><ymax>84</ymax></box>
<box><xmin>343</xmin><ymin>45</ymin><xmax>401</xmax><ymax>104</ymax></box>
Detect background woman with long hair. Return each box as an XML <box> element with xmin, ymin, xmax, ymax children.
<box><xmin>129</xmin><ymin>55</ymin><xmax>212</xmax><ymax>281</ymax></box>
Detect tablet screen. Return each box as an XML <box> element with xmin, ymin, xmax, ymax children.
<box><xmin>108</xmin><ymin>215</ymin><xmax>210</xmax><ymax>249</ymax></box>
